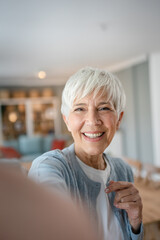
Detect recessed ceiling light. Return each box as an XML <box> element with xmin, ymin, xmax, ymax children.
<box><xmin>38</xmin><ymin>71</ymin><xmax>46</xmax><ymax>79</ymax></box>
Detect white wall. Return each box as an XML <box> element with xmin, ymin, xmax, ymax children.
<box><xmin>105</xmin><ymin>130</ymin><xmax>123</xmax><ymax>157</ymax></box>
<box><xmin>114</xmin><ymin>61</ymin><xmax>154</xmax><ymax>164</ymax></box>
<box><xmin>115</xmin><ymin>68</ymin><xmax>138</xmax><ymax>159</ymax></box>
<box><xmin>149</xmin><ymin>53</ymin><xmax>160</xmax><ymax>166</ymax></box>
<box><xmin>133</xmin><ymin>62</ymin><xmax>153</xmax><ymax>164</ymax></box>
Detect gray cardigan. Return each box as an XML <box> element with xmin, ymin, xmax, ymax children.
<box><xmin>29</xmin><ymin>144</ymin><xmax>143</xmax><ymax>240</ymax></box>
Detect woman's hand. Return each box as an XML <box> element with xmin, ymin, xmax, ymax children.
<box><xmin>105</xmin><ymin>181</ymin><xmax>143</xmax><ymax>233</ymax></box>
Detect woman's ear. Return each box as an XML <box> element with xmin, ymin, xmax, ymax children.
<box><xmin>62</xmin><ymin>115</ymin><xmax>71</xmax><ymax>132</ymax></box>
<box><xmin>116</xmin><ymin>111</ymin><xmax>124</xmax><ymax>130</ymax></box>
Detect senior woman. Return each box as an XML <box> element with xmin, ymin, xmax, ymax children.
<box><xmin>29</xmin><ymin>67</ymin><xmax>143</xmax><ymax>240</ymax></box>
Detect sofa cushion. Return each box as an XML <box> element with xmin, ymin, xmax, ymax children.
<box><xmin>51</xmin><ymin>139</ymin><xmax>66</xmax><ymax>150</ymax></box>
<box><xmin>3</xmin><ymin>139</ymin><xmax>20</xmax><ymax>152</ymax></box>
<box><xmin>18</xmin><ymin>135</ymin><xmax>43</xmax><ymax>155</ymax></box>
<box><xmin>42</xmin><ymin>134</ymin><xmax>55</xmax><ymax>152</ymax></box>
<box><xmin>0</xmin><ymin>146</ymin><xmax>21</xmax><ymax>159</ymax></box>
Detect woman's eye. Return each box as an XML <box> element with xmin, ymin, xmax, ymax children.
<box><xmin>74</xmin><ymin>108</ymin><xmax>84</xmax><ymax>112</ymax></box>
<box><xmin>99</xmin><ymin>107</ymin><xmax>111</xmax><ymax>111</ymax></box>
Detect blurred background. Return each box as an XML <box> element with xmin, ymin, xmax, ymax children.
<box><xmin>0</xmin><ymin>0</ymin><xmax>160</xmax><ymax>166</ymax></box>
<box><xmin>1</xmin><ymin>1</ymin><xmax>160</xmax><ymax>239</ymax></box>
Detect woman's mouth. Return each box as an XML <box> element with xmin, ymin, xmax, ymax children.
<box><xmin>83</xmin><ymin>132</ymin><xmax>104</xmax><ymax>139</ymax></box>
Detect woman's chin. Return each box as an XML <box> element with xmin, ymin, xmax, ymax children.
<box><xmin>83</xmin><ymin>145</ymin><xmax>106</xmax><ymax>156</ymax></box>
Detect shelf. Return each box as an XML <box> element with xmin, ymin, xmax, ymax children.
<box><xmin>0</xmin><ymin>97</ymin><xmax>61</xmax><ymax>144</ymax></box>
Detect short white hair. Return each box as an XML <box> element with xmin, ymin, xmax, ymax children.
<box><xmin>61</xmin><ymin>67</ymin><xmax>126</xmax><ymax>117</ymax></box>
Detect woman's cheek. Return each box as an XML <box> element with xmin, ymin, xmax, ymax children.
<box><xmin>68</xmin><ymin>115</ymin><xmax>83</xmax><ymax>131</ymax></box>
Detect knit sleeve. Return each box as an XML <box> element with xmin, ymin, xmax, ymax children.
<box><xmin>28</xmin><ymin>151</ymin><xmax>69</xmax><ymax>194</ymax></box>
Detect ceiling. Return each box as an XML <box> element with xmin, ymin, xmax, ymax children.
<box><xmin>1</xmin><ymin>0</ymin><xmax>160</xmax><ymax>86</ymax></box>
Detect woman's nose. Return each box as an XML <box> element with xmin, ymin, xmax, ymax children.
<box><xmin>85</xmin><ymin>111</ymin><xmax>102</xmax><ymax>125</ymax></box>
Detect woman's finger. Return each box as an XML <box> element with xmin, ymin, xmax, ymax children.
<box><xmin>114</xmin><ymin>187</ymin><xmax>139</xmax><ymax>203</ymax></box>
<box><xmin>114</xmin><ymin>192</ymin><xmax>140</xmax><ymax>205</ymax></box>
<box><xmin>105</xmin><ymin>181</ymin><xmax>133</xmax><ymax>193</ymax></box>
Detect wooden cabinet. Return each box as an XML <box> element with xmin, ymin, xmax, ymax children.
<box><xmin>0</xmin><ymin>97</ymin><xmax>61</xmax><ymax>144</ymax></box>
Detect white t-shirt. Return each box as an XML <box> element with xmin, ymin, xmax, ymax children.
<box><xmin>76</xmin><ymin>156</ymin><xmax>123</xmax><ymax>240</ymax></box>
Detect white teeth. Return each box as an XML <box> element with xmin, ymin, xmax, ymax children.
<box><xmin>84</xmin><ymin>133</ymin><xmax>103</xmax><ymax>138</ymax></box>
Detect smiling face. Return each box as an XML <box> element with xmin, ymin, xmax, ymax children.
<box><xmin>63</xmin><ymin>91</ymin><xmax>123</xmax><ymax>162</ymax></box>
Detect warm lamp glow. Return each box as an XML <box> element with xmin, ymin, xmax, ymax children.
<box><xmin>44</xmin><ymin>107</ymin><xmax>56</xmax><ymax>119</ymax></box>
<box><xmin>8</xmin><ymin>112</ymin><xmax>18</xmax><ymax>123</ymax></box>
<box><xmin>38</xmin><ymin>71</ymin><xmax>46</xmax><ymax>79</ymax></box>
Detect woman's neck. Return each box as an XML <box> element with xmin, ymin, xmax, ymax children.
<box><xmin>76</xmin><ymin>152</ymin><xmax>106</xmax><ymax>170</ymax></box>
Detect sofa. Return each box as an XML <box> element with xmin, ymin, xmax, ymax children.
<box><xmin>1</xmin><ymin>134</ymin><xmax>70</xmax><ymax>162</ymax></box>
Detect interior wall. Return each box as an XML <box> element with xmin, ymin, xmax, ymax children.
<box><xmin>132</xmin><ymin>62</ymin><xmax>153</xmax><ymax>164</ymax></box>
<box><xmin>149</xmin><ymin>53</ymin><xmax>160</xmax><ymax>166</ymax></box>
<box><xmin>115</xmin><ymin>61</ymin><xmax>153</xmax><ymax>164</ymax></box>
<box><xmin>115</xmin><ymin>68</ymin><xmax>138</xmax><ymax>159</ymax></box>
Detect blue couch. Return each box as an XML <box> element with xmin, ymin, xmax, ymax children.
<box><xmin>3</xmin><ymin>134</ymin><xmax>70</xmax><ymax>162</ymax></box>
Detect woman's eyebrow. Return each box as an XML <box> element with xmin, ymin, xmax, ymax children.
<box><xmin>73</xmin><ymin>103</ymin><xmax>86</xmax><ymax>107</ymax></box>
<box><xmin>98</xmin><ymin>102</ymin><xmax>110</xmax><ymax>106</ymax></box>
